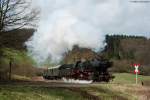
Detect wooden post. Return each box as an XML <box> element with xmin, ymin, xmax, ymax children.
<box><xmin>9</xmin><ymin>60</ymin><xmax>12</xmax><ymax>81</ymax></box>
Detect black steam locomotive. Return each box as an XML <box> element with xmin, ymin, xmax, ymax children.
<box><xmin>43</xmin><ymin>59</ymin><xmax>114</xmax><ymax>82</ymax></box>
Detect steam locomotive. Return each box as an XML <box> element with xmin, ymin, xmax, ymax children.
<box><xmin>43</xmin><ymin>59</ymin><xmax>114</xmax><ymax>82</ymax></box>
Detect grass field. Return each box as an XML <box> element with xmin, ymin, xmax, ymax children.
<box><xmin>0</xmin><ymin>73</ymin><xmax>150</xmax><ymax>100</ymax></box>
<box><xmin>85</xmin><ymin>83</ymin><xmax>150</xmax><ymax>100</ymax></box>
<box><xmin>85</xmin><ymin>73</ymin><xmax>150</xmax><ymax>100</ymax></box>
<box><xmin>0</xmin><ymin>85</ymin><xmax>85</xmax><ymax>100</ymax></box>
<box><xmin>112</xmin><ymin>73</ymin><xmax>150</xmax><ymax>85</ymax></box>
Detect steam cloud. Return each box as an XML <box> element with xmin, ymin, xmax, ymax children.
<box><xmin>25</xmin><ymin>0</ymin><xmax>150</xmax><ymax>64</ymax></box>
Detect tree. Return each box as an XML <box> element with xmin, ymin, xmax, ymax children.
<box><xmin>0</xmin><ymin>0</ymin><xmax>38</xmax><ymax>32</ymax></box>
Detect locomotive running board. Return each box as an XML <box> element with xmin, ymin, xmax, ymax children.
<box><xmin>62</xmin><ymin>77</ymin><xmax>93</xmax><ymax>84</ymax></box>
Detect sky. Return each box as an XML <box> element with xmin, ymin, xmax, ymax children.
<box><xmin>31</xmin><ymin>0</ymin><xmax>150</xmax><ymax>37</ymax></box>
<box><xmin>26</xmin><ymin>0</ymin><xmax>150</xmax><ymax>64</ymax></box>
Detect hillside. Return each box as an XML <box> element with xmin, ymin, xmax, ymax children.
<box><xmin>104</xmin><ymin>35</ymin><xmax>150</xmax><ymax>62</ymax></box>
<box><xmin>104</xmin><ymin>35</ymin><xmax>150</xmax><ymax>75</ymax></box>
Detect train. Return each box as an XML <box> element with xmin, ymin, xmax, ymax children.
<box><xmin>43</xmin><ymin>58</ymin><xmax>114</xmax><ymax>82</ymax></box>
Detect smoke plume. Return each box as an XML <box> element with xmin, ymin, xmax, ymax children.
<box><xmin>25</xmin><ymin>0</ymin><xmax>150</xmax><ymax>64</ymax></box>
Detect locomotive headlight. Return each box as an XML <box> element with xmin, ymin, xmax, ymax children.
<box><xmin>80</xmin><ymin>74</ymin><xmax>83</xmax><ymax>77</ymax></box>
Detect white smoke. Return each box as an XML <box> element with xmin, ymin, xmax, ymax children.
<box><xmin>62</xmin><ymin>77</ymin><xmax>93</xmax><ymax>84</ymax></box>
<box><xmin>25</xmin><ymin>0</ymin><xmax>150</xmax><ymax>64</ymax></box>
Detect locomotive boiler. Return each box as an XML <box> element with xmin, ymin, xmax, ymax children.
<box><xmin>43</xmin><ymin>59</ymin><xmax>114</xmax><ymax>82</ymax></box>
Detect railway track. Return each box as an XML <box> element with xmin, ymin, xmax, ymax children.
<box><xmin>0</xmin><ymin>80</ymin><xmax>91</xmax><ymax>87</ymax></box>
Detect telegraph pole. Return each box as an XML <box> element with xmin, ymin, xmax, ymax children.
<box><xmin>9</xmin><ymin>59</ymin><xmax>12</xmax><ymax>81</ymax></box>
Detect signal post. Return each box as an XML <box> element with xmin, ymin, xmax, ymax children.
<box><xmin>132</xmin><ymin>64</ymin><xmax>140</xmax><ymax>84</ymax></box>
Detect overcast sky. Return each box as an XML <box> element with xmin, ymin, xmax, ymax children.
<box><xmin>31</xmin><ymin>0</ymin><xmax>150</xmax><ymax>37</ymax></box>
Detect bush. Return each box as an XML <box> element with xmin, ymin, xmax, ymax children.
<box><xmin>139</xmin><ymin>65</ymin><xmax>150</xmax><ymax>76</ymax></box>
<box><xmin>0</xmin><ymin>48</ymin><xmax>38</xmax><ymax>80</ymax></box>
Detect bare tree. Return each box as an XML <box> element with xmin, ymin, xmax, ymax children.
<box><xmin>0</xmin><ymin>0</ymin><xmax>38</xmax><ymax>32</ymax></box>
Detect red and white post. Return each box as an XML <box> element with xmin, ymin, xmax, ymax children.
<box><xmin>133</xmin><ymin>64</ymin><xmax>140</xmax><ymax>84</ymax></box>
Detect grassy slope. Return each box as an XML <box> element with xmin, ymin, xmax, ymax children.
<box><xmin>0</xmin><ymin>48</ymin><xmax>35</xmax><ymax>65</ymax></box>
<box><xmin>82</xmin><ymin>73</ymin><xmax>150</xmax><ymax>100</ymax></box>
<box><xmin>0</xmin><ymin>48</ymin><xmax>39</xmax><ymax>78</ymax></box>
